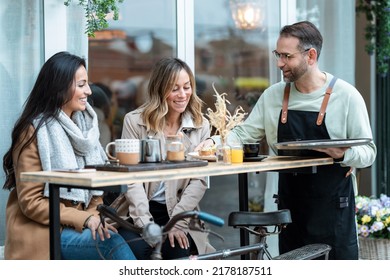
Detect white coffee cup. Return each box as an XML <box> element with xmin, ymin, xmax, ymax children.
<box><xmin>105</xmin><ymin>139</ymin><xmax>140</xmax><ymax>165</ymax></box>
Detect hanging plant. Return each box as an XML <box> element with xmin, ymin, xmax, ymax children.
<box><xmin>64</xmin><ymin>0</ymin><xmax>124</xmax><ymax>37</ymax></box>
<box><xmin>356</xmin><ymin>0</ymin><xmax>390</xmax><ymax>76</ymax></box>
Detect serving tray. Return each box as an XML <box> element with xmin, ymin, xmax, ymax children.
<box><xmin>274</xmin><ymin>138</ymin><xmax>372</xmax><ymax>150</ymax></box>
<box><xmin>85</xmin><ymin>160</ymin><xmax>208</xmax><ymax>172</ymax></box>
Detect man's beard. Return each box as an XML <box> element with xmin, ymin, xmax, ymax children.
<box><xmin>282</xmin><ymin>62</ymin><xmax>307</xmax><ymax>83</ymax></box>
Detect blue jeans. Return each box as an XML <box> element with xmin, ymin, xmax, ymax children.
<box><xmin>61</xmin><ymin>227</ymin><xmax>136</xmax><ymax>260</ymax></box>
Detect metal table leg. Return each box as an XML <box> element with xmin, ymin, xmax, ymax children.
<box><xmin>49</xmin><ymin>184</ymin><xmax>61</xmax><ymax>260</ymax></box>
<box><xmin>238</xmin><ymin>173</ymin><xmax>250</xmax><ymax>260</ymax></box>
<box><xmin>48</xmin><ymin>183</ymin><xmax>127</xmax><ymax>260</ymax></box>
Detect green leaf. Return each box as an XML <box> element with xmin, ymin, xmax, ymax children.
<box><xmin>64</xmin><ymin>0</ymin><xmax>125</xmax><ymax>37</ymax></box>
<box><xmin>356</xmin><ymin>0</ymin><xmax>390</xmax><ymax>75</ymax></box>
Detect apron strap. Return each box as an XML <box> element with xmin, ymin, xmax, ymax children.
<box><xmin>281</xmin><ymin>83</ymin><xmax>290</xmax><ymax>124</ymax></box>
<box><xmin>316</xmin><ymin>76</ymin><xmax>338</xmax><ymax>125</ymax></box>
<box><xmin>281</xmin><ymin>77</ymin><xmax>338</xmax><ymax>126</ymax></box>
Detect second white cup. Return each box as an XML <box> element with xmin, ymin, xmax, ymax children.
<box><xmin>105</xmin><ymin>139</ymin><xmax>140</xmax><ymax>165</ymax></box>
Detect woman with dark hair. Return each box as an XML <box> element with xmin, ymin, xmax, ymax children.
<box><xmin>112</xmin><ymin>57</ymin><xmax>214</xmax><ymax>259</ymax></box>
<box><xmin>2</xmin><ymin>51</ymin><xmax>136</xmax><ymax>260</ymax></box>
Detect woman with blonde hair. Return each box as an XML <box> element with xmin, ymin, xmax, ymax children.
<box><xmin>113</xmin><ymin>57</ymin><xmax>214</xmax><ymax>259</ymax></box>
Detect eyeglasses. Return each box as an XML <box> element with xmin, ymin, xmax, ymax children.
<box><xmin>272</xmin><ymin>48</ymin><xmax>311</xmax><ymax>62</ymax></box>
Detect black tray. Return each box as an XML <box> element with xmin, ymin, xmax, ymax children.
<box><xmin>274</xmin><ymin>138</ymin><xmax>372</xmax><ymax>150</ymax></box>
<box><xmin>85</xmin><ymin>160</ymin><xmax>208</xmax><ymax>172</ymax></box>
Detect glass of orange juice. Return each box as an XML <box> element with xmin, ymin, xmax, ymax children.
<box><xmin>231</xmin><ymin>144</ymin><xmax>243</xmax><ymax>163</ymax></box>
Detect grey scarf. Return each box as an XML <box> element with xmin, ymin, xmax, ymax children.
<box><xmin>34</xmin><ymin>103</ymin><xmax>107</xmax><ymax>206</ymax></box>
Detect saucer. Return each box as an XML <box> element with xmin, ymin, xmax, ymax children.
<box><xmin>188</xmin><ymin>152</ymin><xmax>216</xmax><ymax>162</ymax></box>
<box><xmin>243</xmin><ymin>155</ymin><xmax>268</xmax><ymax>162</ymax></box>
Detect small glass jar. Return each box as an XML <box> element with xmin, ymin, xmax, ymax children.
<box><xmin>216</xmin><ymin>143</ymin><xmax>231</xmax><ymax>165</ymax></box>
<box><xmin>165</xmin><ymin>134</ymin><xmax>185</xmax><ymax>161</ymax></box>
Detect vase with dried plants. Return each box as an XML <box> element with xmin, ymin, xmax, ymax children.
<box><xmin>206</xmin><ymin>85</ymin><xmax>247</xmax><ymax>164</ymax></box>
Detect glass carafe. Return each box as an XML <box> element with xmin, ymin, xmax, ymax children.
<box><xmin>165</xmin><ymin>134</ymin><xmax>185</xmax><ymax>161</ymax></box>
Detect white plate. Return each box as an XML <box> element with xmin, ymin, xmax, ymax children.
<box><xmin>274</xmin><ymin>138</ymin><xmax>372</xmax><ymax>150</ymax></box>
<box><xmin>188</xmin><ymin>152</ymin><xmax>216</xmax><ymax>162</ymax></box>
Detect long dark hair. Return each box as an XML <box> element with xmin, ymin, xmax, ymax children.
<box><xmin>2</xmin><ymin>51</ymin><xmax>87</xmax><ymax>190</ymax></box>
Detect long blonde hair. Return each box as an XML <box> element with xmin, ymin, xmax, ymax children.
<box><xmin>141</xmin><ymin>57</ymin><xmax>204</xmax><ymax>133</ymax></box>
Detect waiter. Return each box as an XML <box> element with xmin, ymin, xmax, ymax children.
<box><xmin>196</xmin><ymin>21</ymin><xmax>376</xmax><ymax>259</ymax></box>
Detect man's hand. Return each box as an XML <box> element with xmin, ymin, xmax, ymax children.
<box><xmin>312</xmin><ymin>146</ymin><xmax>349</xmax><ymax>161</ymax></box>
<box><xmin>195</xmin><ymin>138</ymin><xmax>214</xmax><ymax>152</ymax></box>
<box><xmin>313</xmin><ymin>147</ymin><xmax>354</xmax><ymax>177</ymax></box>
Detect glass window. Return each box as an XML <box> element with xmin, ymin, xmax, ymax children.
<box><xmin>194</xmin><ymin>0</ymin><xmax>280</xmax><ymax>153</ymax></box>
<box><xmin>194</xmin><ymin>0</ymin><xmax>280</xmax><ymax>113</ymax></box>
<box><xmin>0</xmin><ymin>0</ymin><xmax>44</xmax><ymax>247</ymax></box>
<box><xmin>0</xmin><ymin>1</ymin><xmax>95</xmax><ymax>246</ymax></box>
<box><xmin>295</xmin><ymin>0</ymin><xmax>355</xmax><ymax>84</ymax></box>
<box><xmin>88</xmin><ymin>0</ymin><xmax>177</xmax><ymax>140</ymax></box>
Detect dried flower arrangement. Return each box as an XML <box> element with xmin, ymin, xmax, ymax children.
<box><xmin>206</xmin><ymin>84</ymin><xmax>247</xmax><ymax>144</ymax></box>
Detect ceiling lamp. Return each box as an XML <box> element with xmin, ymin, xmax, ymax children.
<box><xmin>230</xmin><ymin>0</ymin><xmax>264</xmax><ymax>30</ymax></box>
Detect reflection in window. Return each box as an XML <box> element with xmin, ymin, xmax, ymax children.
<box><xmin>194</xmin><ymin>0</ymin><xmax>280</xmax><ymax>156</ymax></box>
<box><xmin>87</xmin><ymin>0</ymin><xmax>280</xmax><ymax>141</ymax></box>
<box><xmin>88</xmin><ymin>0</ymin><xmax>176</xmax><ymax>140</ymax></box>
<box><xmin>194</xmin><ymin>0</ymin><xmax>279</xmax><ymax>117</ymax></box>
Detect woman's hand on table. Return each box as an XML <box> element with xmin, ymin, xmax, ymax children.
<box><xmin>85</xmin><ymin>215</ymin><xmax>118</xmax><ymax>241</ymax></box>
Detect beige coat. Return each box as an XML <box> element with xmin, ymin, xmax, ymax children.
<box><xmin>4</xmin><ymin>126</ymin><xmax>103</xmax><ymax>260</ymax></box>
<box><xmin>116</xmin><ymin>109</ymin><xmax>215</xmax><ymax>254</ymax></box>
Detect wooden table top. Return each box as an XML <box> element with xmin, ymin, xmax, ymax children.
<box><xmin>20</xmin><ymin>156</ymin><xmax>333</xmax><ymax>188</ymax></box>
